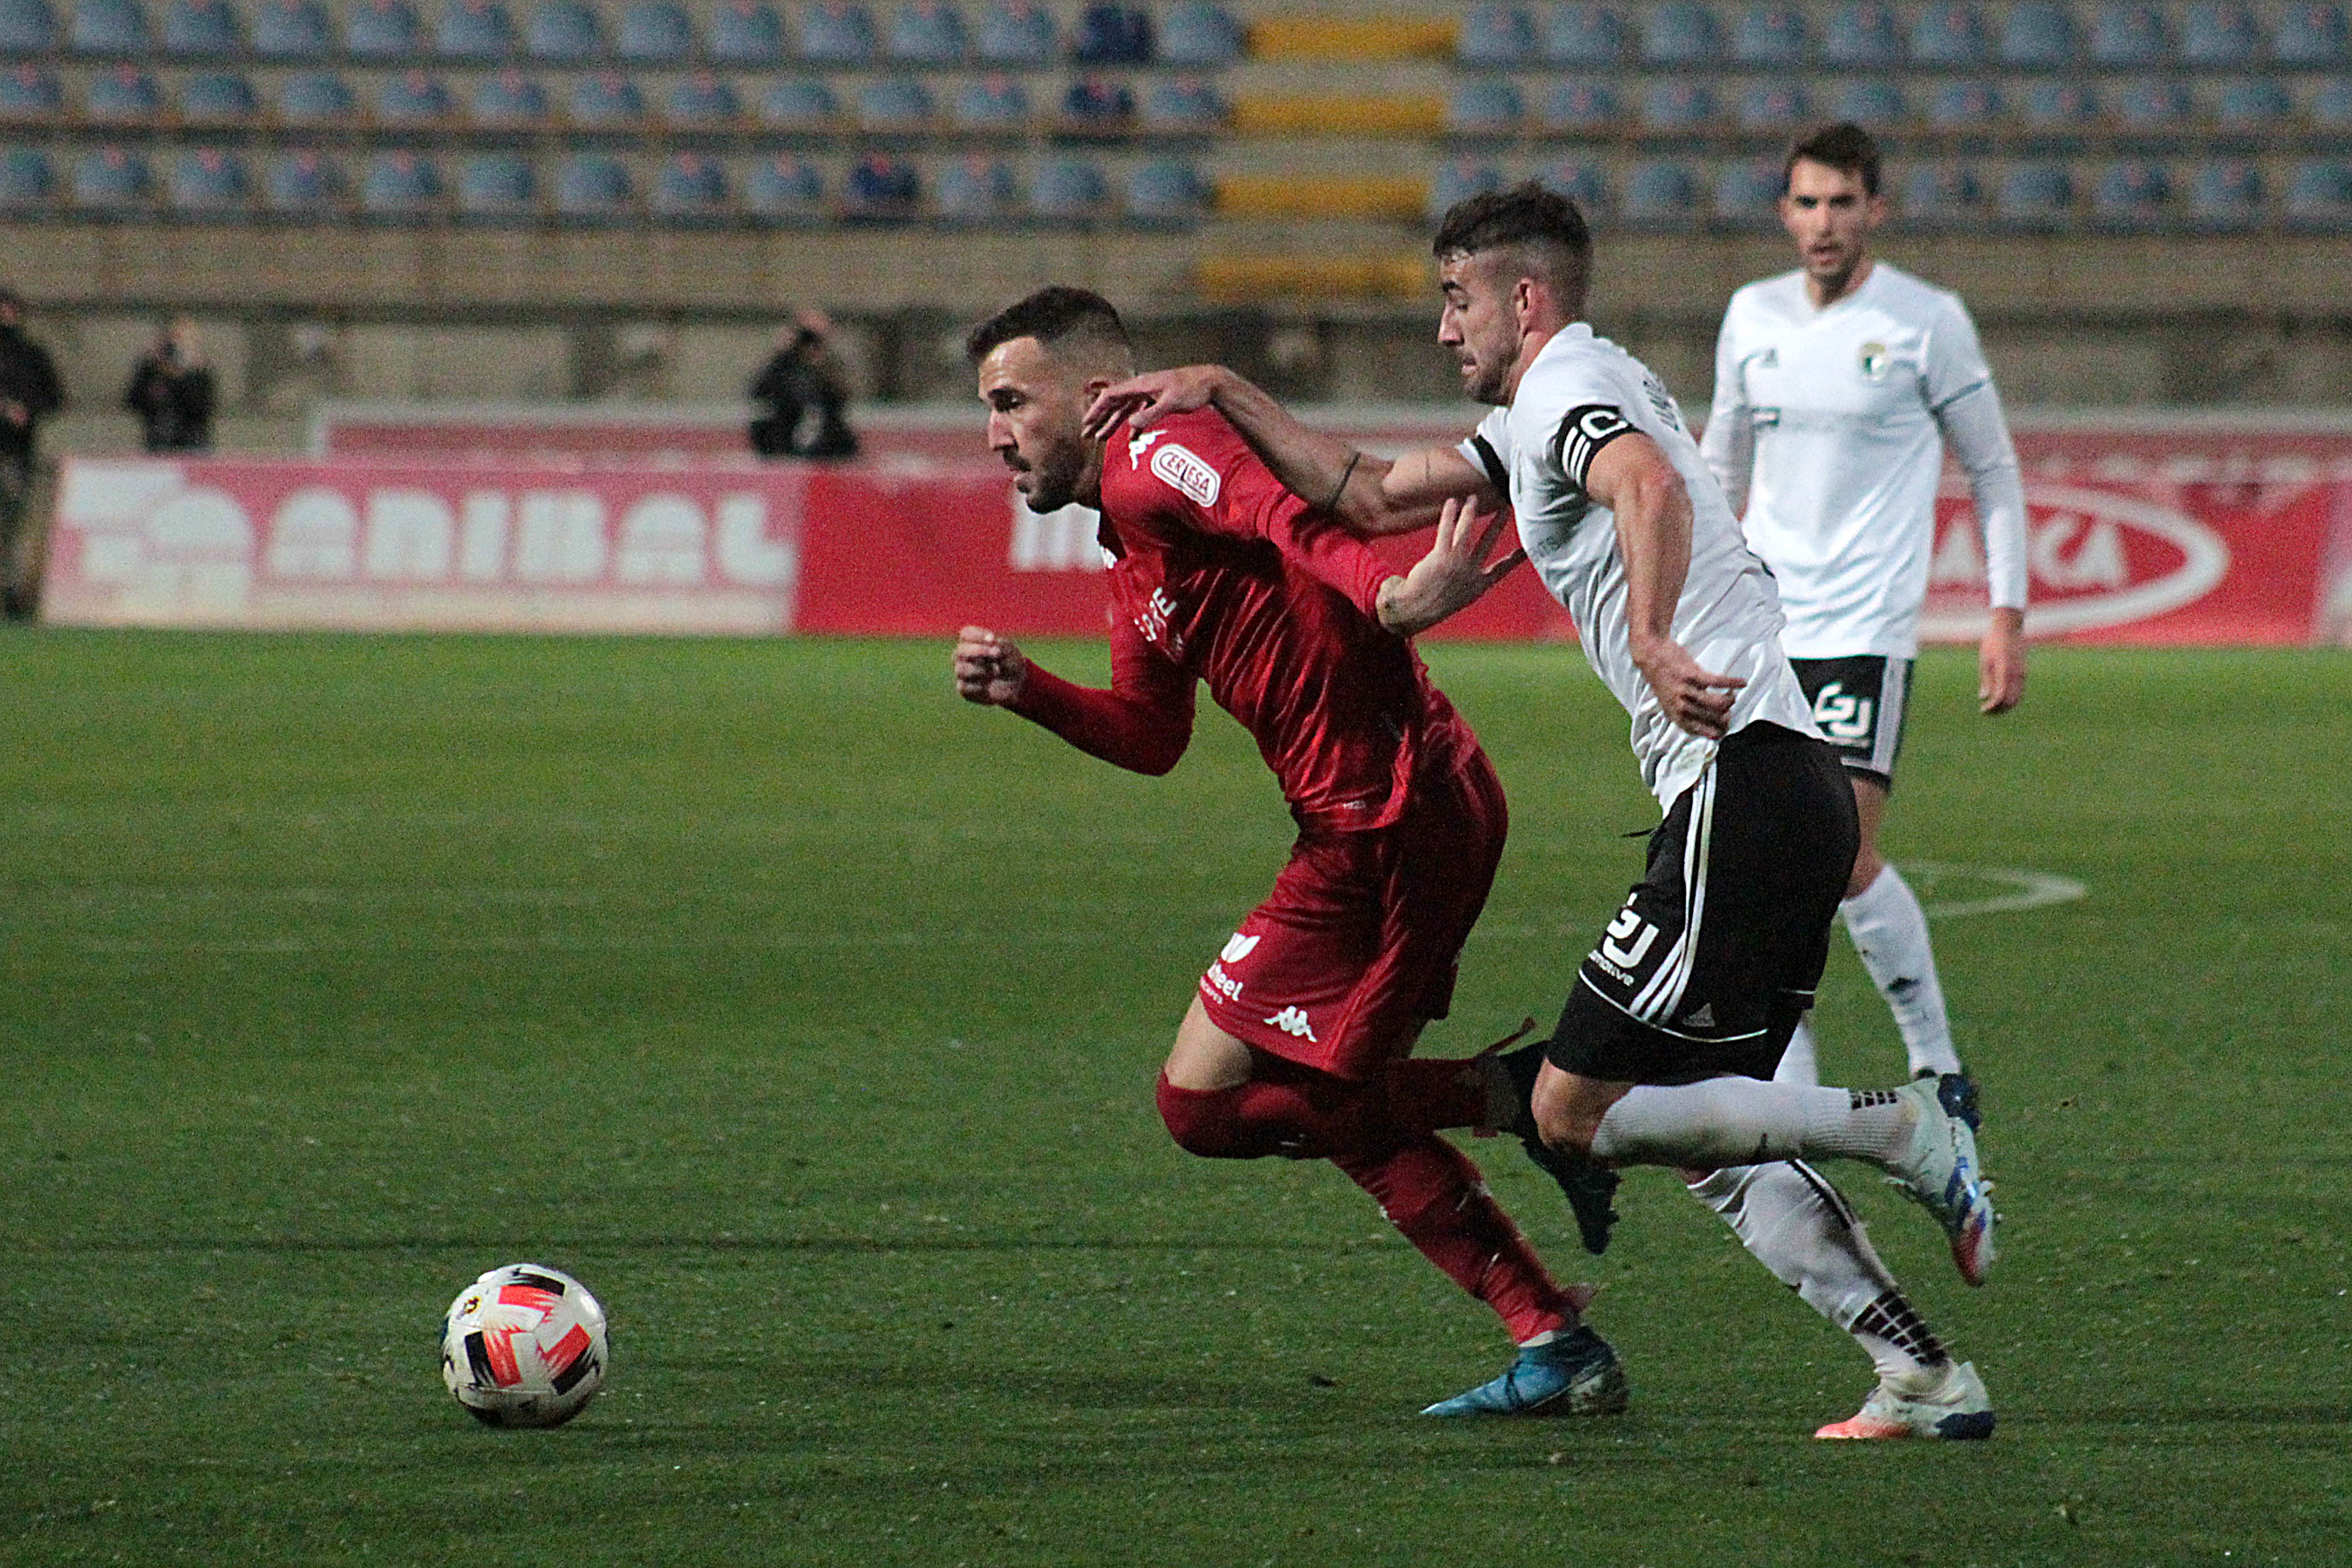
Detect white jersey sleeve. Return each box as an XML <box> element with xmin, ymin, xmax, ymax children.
<box><xmin>1925</xmin><ymin>298</ymin><xmax>2029</xmax><ymax>615</ymax></box>
<box><xmin>1700</xmin><ymin>301</ymin><xmax>1755</xmax><ymax>518</ymax></box>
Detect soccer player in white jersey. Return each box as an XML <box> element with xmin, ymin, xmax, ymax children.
<box><xmin>1087</xmin><ymin>184</ymin><xmax>1999</xmax><ymax>1438</ymax></box>
<box><xmin>1702</xmin><ymin>123</ymin><xmax>2030</xmax><ymax>1110</ymax></box>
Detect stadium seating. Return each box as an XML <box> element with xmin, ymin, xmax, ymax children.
<box><xmin>1711</xmin><ymin>160</ymin><xmax>1782</xmax><ymax>228</ymax></box>
<box><xmin>745</xmin><ymin>152</ymin><xmax>824</xmax><ymax>218</ymax></box>
<box><xmin>472</xmin><ymin>67</ymin><xmax>549</xmax><ymax>121</ymax></box>
<box><xmin>437</xmin><ymin>0</ymin><xmax>519</xmax><ymax>59</ymax></box>
<box><xmin>1458</xmin><ymin>3</ymin><xmax>1534</xmax><ymax>66</ymax></box>
<box><xmin>251</xmin><ymin>0</ymin><xmax>330</xmax><ymax>56</ymax></box>
<box><xmin>2087</xmin><ymin>1</ymin><xmax>2170</xmax><ymax>65</ymax></box>
<box><xmin>708</xmin><ymin>0</ymin><xmax>785</xmax><ymax>62</ymax></box>
<box><xmin>1911</xmin><ymin>1</ymin><xmax>1988</xmax><ymax>66</ymax></box>
<box><xmin>1125</xmin><ymin>156</ymin><xmax>1205</xmax><ymax>222</ymax></box>
<box><xmin>2313</xmin><ymin>78</ymin><xmax>2352</xmax><ymax>126</ymax></box>
<box><xmin>73</xmin><ymin>144</ymin><xmax>151</xmax><ymax>210</ymax></box>
<box><xmin>2187</xmin><ymin>157</ymin><xmax>2262</xmax><ymax>229</ymax></box>
<box><xmin>858</xmin><ymin>76</ymin><xmax>936</xmax><ymax>127</ymax></box>
<box><xmin>1071</xmin><ymin>2</ymin><xmax>1151</xmax><ymax>63</ymax></box>
<box><xmin>936</xmin><ymin>152</ymin><xmax>1015</xmax><ymax>220</ymax></box>
<box><xmin>2274</xmin><ymin>2</ymin><xmax>2349</xmax><ymax>64</ymax></box>
<box><xmin>526</xmin><ymin>0</ymin><xmax>604</xmax><ymax>61</ymax></box>
<box><xmin>553</xmin><ymin>150</ymin><xmax>632</xmax><ymax>219</ymax></box>
<box><xmin>345</xmin><ymin>0</ymin><xmax>423</xmax><ymax>59</ymax></box>
<box><xmin>2284</xmin><ymin>157</ymin><xmax>2352</xmax><ymax>227</ymax></box>
<box><xmin>758</xmin><ymin>76</ymin><xmax>838</xmax><ymax>126</ymax></box>
<box><xmin>1997</xmin><ymin>160</ymin><xmax>2075</xmax><ymax>227</ymax></box>
<box><xmin>1140</xmin><ymin>74</ymin><xmax>1223</xmax><ymax>129</ymax></box>
<box><xmin>840</xmin><ymin>150</ymin><xmax>919</xmax><ymax>217</ymax></box>
<box><xmin>1448</xmin><ymin>78</ymin><xmax>1522</xmax><ymax>134</ymax></box>
<box><xmin>569</xmin><ymin>71</ymin><xmax>646</xmax><ymax>125</ymax></box>
<box><xmin>1542</xmin><ymin>3</ymin><xmax>1626</xmax><ymax>65</ymax></box>
<box><xmin>180</xmin><ymin>68</ymin><xmax>259</xmax><ymax>120</ymax></box>
<box><xmin>887</xmin><ymin>0</ymin><xmax>966</xmax><ymax>63</ymax></box>
<box><xmin>798</xmin><ymin>0</ymin><xmax>877</xmax><ymax>63</ymax></box>
<box><xmin>617</xmin><ymin>0</ymin><xmax>691</xmax><ymax>59</ymax></box>
<box><xmin>2215</xmin><ymin>78</ymin><xmax>2291</xmax><ymax>131</ymax></box>
<box><xmin>2180</xmin><ymin>1</ymin><xmax>2261</xmax><ymax>65</ymax></box>
<box><xmin>71</xmin><ymin>0</ymin><xmax>150</xmax><ymax>54</ymax></box>
<box><xmin>1428</xmin><ymin>156</ymin><xmax>1503</xmax><ymax>222</ymax></box>
<box><xmin>361</xmin><ymin>149</ymin><xmax>441</xmax><ymax>218</ymax></box>
<box><xmin>975</xmin><ymin>0</ymin><xmax>1054</xmax><ymax>63</ymax></box>
<box><xmin>1642</xmin><ymin>1</ymin><xmax>1722</xmax><ymax>64</ymax></box>
<box><xmin>651</xmin><ymin>150</ymin><xmax>728</xmax><ymax>218</ymax></box>
<box><xmin>0</xmin><ymin>146</ymin><xmax>55</xmax><ymax>208</ymax></box>
<box><xmin>2112</xmin><ymin>78</ymin><xmax>2191</xmax><ymax>128</ymax></box>
<box><xmin>168</xmin><ymin>145</ymin><xmax>248</xmax><ymax>212</ymax></box>
<box><xmin>2018</xmin><ymin>76</ymin><xmax>2097</xmax><ymax>130</ymax></box>
<box><xmin>1829</xmin><ymin>78</ymin><xmax>1905</xmax><ymax>125</ymax></box>
<box><xmin>1156</xmin><ymin>0</ymin><xmax>1237</xmax><ymax>65</ymax></box>
<box><xmin>278</xmin><ymin>69</ymin><xmax>357</xmax><ymax>120</ymax></box>
<box><xmin>0</xmin><ymin>65</ymin><xmax>62</xmax><ymax>118</ymax></box>
<box><xmin>1899</xmin><ymin>161</ymin><xmax>1984</xmax><ymax>227</ymax></box>
<box><xmin>2089</xmin><ymin>158</ymin><xmax>2169</xmax><ymax>227</ymax></box>
<box><xmin>1030</xmin><ymin>151</ymin><xmax>1108</xmax><ymax>216</ymax></box>
<box><xmin>1642</xmin><ymin>78</ymin><xmax>1719</xmax><ymax>131</ymax></box>
<box><xmin>1539</xmin><ymin>159</ymin><xmax>1607</xmax><ymax>215</ymax></box>
<box><xmin>457</xmin><ymin>149</ymin><xmax>535</xmax><ymax>218</ymax></box>
<box><xmin>377</xmin><ymin>70</ymin><xmax>456</xmax><ymax>123</ymax></box>
<box><xmin>1736</xmin><ymin>81</ymin><xmax>1808</xmax><ymax>131</ymax></box>
<box><xmin>1925</xmin><ymin>78</ymin><xmax>2002</xmax><ymax>130</ymax></box>
<box><xmin>666</xmin><ymin>71</ymin><xmax>740</xmax><ymax>123</ymax></box>
<box><xmin>1058</xmin><ymin>74</ymin><xmax>1132</xmax><ymax>127</ymax></box>
<box><xmin>0</xmin><ymin>0</ymin><xmax>56</xmax><ymax>52</ymax></box>
<box><xmin>86</xmin><ymin>65</ymin><xmax>164</xmax><ymax>120</ymax></box>
<box><xmin>1537</xmin><ymin>80</ymin><xmax>1619</xmax><ymax>132</ymax></box>
<box><xmin>1820</xmin><ymin>1</ymin><xmax>1901</xmax><ymax>65</ymax></box>
<box><xmin>161</xmin><ymin>0</ymin><xmax>239</xmax><ymax>55</ymax></box>
<box><xmin>264</xmin><ymin>147</ymin><xmax>340</xmax><ymax>212</ymax></box>
<box><xmin>1620</xmin><ymin>159</ymin><xmax>1697</xmax><ymax>227</ymax></box>
<box><xmin>1999</xmin><ymin>0</ymin><xmax>2078</xmax><ymax>64</ymax></box>
<box><xmin>954</xmin><ymin>73</ymin><xmax>1030</xmax><ymax>127</ymax></box>
<box><xmin>1731</xmin><ymin>3</ymin><xmax>1807</xmax><ymax>65</ymax></box>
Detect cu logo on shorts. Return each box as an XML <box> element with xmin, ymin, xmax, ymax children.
<box><xmin>1600</xmin><ymin>905</ymin><xmax>1656</xmax><ymax>968</ymax></box>
<box><xmin>1811</xmin><ymin>682</ymin><xmax>1876</xmax><ymax>742</ymax></box>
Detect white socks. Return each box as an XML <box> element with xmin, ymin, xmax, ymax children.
<box><xmin>1588</xmin><ymin>1078</ymin><xmax>1910</xmax><ymax>1169</ymax></box>
<box><xmin>1842</xmin><ymin>866</ymin><xmax>1961</xmax><ymax>1078</ymax></box>
<box><xmin>1775</xmin><ymin>1017</ymin><xmax>1820</xmax><ymax>1086</ymax></box>
<box><xmin>1686</xmin><ymin>1160</ymin><xmax>1948</xmax><ymax>1379</ymax></box>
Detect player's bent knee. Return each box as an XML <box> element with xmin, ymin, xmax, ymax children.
<box><xmin>1530</xmin><ymin>1075</ymin><xmax>1599</xmax><ymax>1157</ymax></box>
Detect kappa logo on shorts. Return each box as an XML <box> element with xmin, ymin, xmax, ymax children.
<box><xmin>1263</xmin><ymin>1006</ymin><xmax>1318</xmax><ymax>1042</ymax></box>
<box><xmin>1811</xmin><ymin>681</ymin><xmax>1876</xmax><ymax>742</ymax></box>
<box><xmin>1149</xmin><ymin>442</ymin><xmax>1222</xmax><ymax>507</ymax></box>
<box><xmin>1599</xmin><ymin>906</ymin><xmax>1659</xmax><ymax>970</ymax></box>
<box><xmin>1220</xmin><ymin>932</ymin><xmax>1260</xmax><ymax>964</ymax></box>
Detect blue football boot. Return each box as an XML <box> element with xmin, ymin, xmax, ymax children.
<box><xmin>1420</xmin><ymin>1326</ymin><xmax>1629</xmax><ymax>1418</ymax></box>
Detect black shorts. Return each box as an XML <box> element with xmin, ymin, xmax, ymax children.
<box><xmin>1546</xmin><ymin>722</ymin><xmax>1860</xmax><ymax>1086</ymax></box>
<box><xmin>1790</xmin><ymin>655</ymin><xmax>1914</xmax><ymax>788</ymax></box>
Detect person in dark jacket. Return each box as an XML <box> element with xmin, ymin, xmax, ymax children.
<box><xmin>124</xmin><ymin>316</ymin><xmax>216</xmax><ymax>455</ymax></box>
<box><xmin>0</xmin><ymin>287</ymin><xmax>65</xmax><ymax>620</ymax></box>
<box><xmin>748</xmin><ymin>311</ymin><xmax>859</xmax><ymax>460</ymax></box>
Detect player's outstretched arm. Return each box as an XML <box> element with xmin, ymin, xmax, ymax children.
<box><xmin>1373</xmin><ymin>497</ymin><xmax>1525</xmax><ymax>638</ymax></box>
<box><xmin>1586</xmin><ymin>436</ymin><xmax>1744</xmax><ymax>739</ymax></box>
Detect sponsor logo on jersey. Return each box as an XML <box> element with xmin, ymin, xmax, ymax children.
<box><xmin>1921</xmin><ymin>482</ymin><xmax>2233</xmax><ymax>640</ymax></box>
<box><xmin>1263</xmin><ymin>1006</ymin><xmax>1318</xmax><ymax>1042</ymax></box>
<box><xmin>1859</xmin><ymin>341</ymin><xmax>1890</xmax><ymax>382</ymax></box>
<box><xmin>1136</xmin><ymin>585</ymin><xmax>1186</xmax><ymax>657</ymax></box>
<box><xmin>1220</xmin><ymin>932</ymin><xmax>1260</xmax><ymax>964</ymax></box>
<box><xmin>1811</xmin><ymin>681</ymin><xmax>1877</xmax><ymax>742</ymax></box>
<box><xmin>1203</xmin><ymin>963</ymin><xmax>1244</xmax><ymax>1002</ymax></box>
<box><xmin>1149</xmin><ymin>443</ymin><xmax>1222</xmax><ymax>507</ymax></box>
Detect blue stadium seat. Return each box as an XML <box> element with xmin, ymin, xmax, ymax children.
<box><xmin>975</xmin><ymin>0</ymin><xmax>1054</xmax><ymax>62</ymax></box>
<box><xmin>1925</xmin><ymin>78</ymin><xmax>2001</xmax><ymax>129</ymax></box>
<box><xmin>553</xmin><ymin>150</ymin><xmax>631</xmax><ymax>218</ymax></box>
<box><xmin>169</xmin><ymin>146</ymin><xmax>248</xmax><ymax>212</ymax></box>
<box><xmin>86</xmin><ymin>66</ymin><xmax>164</xmax><ymax>120</ymax></box>
<box><xmin>1458</xmin><ymin>3</ymin><xmax>1535</xmax><ymax>65</ymax></box>
<box><xmin>456</xmin><ymin>150</ymin><xmax>535</xmax><ymax>217</ymax></box>
<box><xmin>438</xmin><ymin>0</ymin><xmax>518</xmax><ymax>59</ymax></box>
<box><xmin>1997</xmin><ymin>161</ymin><xmax>2074</xmax><ymax>227</ymax></box>
<box><xmin>651</xmin><ymin>150</ymin><xmax>728</xmax><ymax>220</ymax></box>
<box><xmin>1541</xmin><ymin>2</ymin><xmax>1625</xmax><ymax>64</ymax></box>
<box><xmin>1819</xmin><ymin>1</ymin><xmax>1899</xmax><ymax>65</ymax></box>
<box><xmin>666</xmin><ymin>71</ymin><xmax>739</xmax><ymax>122</ymax></box>
<box><xmin>1899</xmin><ymin>162</ymin><xmax>1984</xmax><ymax>227</ymax></box>
<box><xmin>1139</xmin><ymin>74</ymin><xmax>1223</xmax><ymax>129</ymax></box>
<box><xmin>745</xmin><ymin>152</ymin><xmax>823</xmax><ymax>218</ymax></box>
<box><xmin>1030</xmin><ymin>152</ymin><xmax>1107</xmax><ymax>217</ymax></box>
<box><xmin>1126</xmin><ymin>157</ymin><xmax>1205</xmax><ymax>223</ymax></box>
<box><xmin>2276</xmin><ymin>2</ymin><xmax>2349</xmax><ymax>64</ymax></box>
<box><xmin>1829</xmin><ymin>79</ymin><xmax>1905</xmax><ymax>125</ymax></box>
<box><xmin>757</xmin><ymin>76</ymin><xmax>838</xmax><ymax>125</ymax></box>
<box><xmin>71</xmin><ymin>0</ymin><xmax>151</xmax><ymax>53</ymax></box>
<box><xmin>2089</xmin><ymin>159</ymin><xmax>2169</xmax><ymax>227</ymax></box>
<box><xmin>180</xmin><ymin>69</ymin><xmax>259</xmax><ymax>119</ymax></box>
<box><xmin>1157</xmin><ymin>1</ymin><xmax>1237</xmax><ymax>65</ymax></box>
<box><xmin>1641</xmin><ymin>1</ymin><xmax>1720</xmax><ymax>64</ymax></box>
<box><xmin>1058</xmin><ymin>74</ymin><xmax>1131</xmax><ymax>126</ymax></box>
<box><xmin>2112</xmin><ymin>78</ymin><xmax>2190</xmax><ymax>127</ymax></box>
<box><xmin>1620</xmin><ymin>160</ymin><xmax>1697</xmax><ymax>227</ymax></box>
<box><xmin>1428</xmin><ymin>158</ymin><xmax>1503</xmax><ymax>223</ymax></box>
<box><xmin>2186</xmin><ymin>158</ymin><xmax>2261</xmax><ymax>229</ymax></box>
<box><xmin>798</xmin><ymin>0</ymin><xmax>877</xmax><ymax>62</ymax></box>
<box><xmin>163</xmin><ymin>0</ymin><xmax>240</xmax><ymax>54</ymax></box>
<box><xmin>1640</xmin><ymin>78</ymin><xmax>1718</xmax><ymax>129</ymax></box>
<box><xmin>0</xmin><ymin>146</ymin><xmax>55</xmax><ymax>208</ymax></box>
<box><xmin>2285</xmin><ymin>159</ymin><xmax>2352</xmax><ymax>227</ymax></box>
<box><xmin>617</xmin><ymin>0</ymin><xmax>691</xmax><ymax>59</ymax></box>
<box><xmin>2315</xmin><ymin>78</ymin><xmax>2352</xmax><ymax>127</ymax></box>
<box><xmin>2180</xmin><ymin>2</ymin><xmax>2260</xmax><ymax>65</ymax></box>
<box><xmin>858</xmin><ymin>75</ymin><xmax>935</xmax><ymax>127</ymax></box>
<box><xmin>1071</xmin><ymin>1</ymin><xmax>1150</xmax><ymax>63</ymax></box>
<box><xmin>954</xmin><ymin>72</ymin><xmax>1030</xmax><ymax>126</ymax></box>
<box><xmin>936</xmin><ymin>152</ymin><xmax>1015</xmax><ymax>220</ymax></box>
<box><xmin>264</xmin><ymin>148</ymin><xmax>341</xmax><ymax>212</ymax></box>
<box><xmin>278</xmin><ymin>69</ymin><xmax>357</xmax><ymax>120</ymax></box>
<box><xmin>0</xmin><ymin>65</ymin><xmax>62</xmax><ymax>118</ymax></box>
<box><xmin>526</xmin><ymin>0</ymin><xmax>604</xmax><ymax>60</ymax></box>
<box><xmin>1538</xmin><ymin>158</ymin><xmax>1607</xmax><ymax>216</ymax></box>
<box><xmin>1537</xmin><ymin>78</ymin><xmax>1619</xmax><ymax>131</ymax></box>
<box><xmin>377</xmin><ymin>70</ymin><xmax>455</xmax><ymax>121</ymax></box>
<box><xmin>2087</xmin><ymin>2</ymin><xmax>2168</xmax><ymax>65</ymax></box>
<box><xmin>1909</xmin><ymin>2</ymin><xmax>1986</xmax><ymax>66</ymax></box>
<box><xmin>2215</xmin><ymin>78</ymin><xmax>2291</xmax><ymax>129</ymax></box>
<box><xmin>471</xmin><ymin>67</ymin><xmax>549</xmax><ymax>120</ymax></box>
<box><xmin>1998</xmin><ymin>0</ymin><xmax>2077</xmax><ymax>64</ymax></box>
<box><xmin>887</xmin><ymin>0</ymin><xmax>966</xmax><ymax>61</ymax></box>
<box><xmin>73</xmin><ymin>144</ymin><xmax>152</xmax><ymax>210</ymax></box>
<box><xmin>345</xmin><ymin>0</ymin><xmax>423</xmax><ymax>59</ymax></box>
<box><xmin>1448</xmin><ymin>78</ymin><xmax>1523</xmax><ymax>133</ymax></box>
<box><xmin>1712</xmin><ymin>161</ymin><xmax>1782</xmax><ymax>229</ymax></box>
<box><xmin>568</xmin><ymin>72</ymin><xmax>644</xmax><ymax>124</ymax></box>
<box><xmin>840</xmin><ymin>150</ymin><xmax>918</xmax><ymax>217</ymax></box>
<box><xmin>1730</xmin><ymin>3</ymin><xmax>1804</xmax><ymax>65</ymax></box>
<box><xmin>2018</xmin><ymin>77</ymin><xmax>2097</xmax><ymax>129</ymax></box>
<box><xmin>708</xmin><ymin>0</ymin><xmax>784</xmax><ymax>61</ymax></box>
<box><xmin>0</xmin><ymin>0</ymin><xmax>57</xmax><ymax>52</ymax></box>
<box><xmin>251</xmin><ymin>0</ymin><xmax>329</xmax><ymax>56</ymax></box>
<box><xmin>1735</xmin><ymin>81</ymin><xmax>1808</xmax><ymax>131</ymax></box>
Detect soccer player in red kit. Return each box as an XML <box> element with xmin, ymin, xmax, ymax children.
<box><xmin>953</xmin><ymin>286</ymin><xmax>1623</xmax><ymax>1416</ymax></box>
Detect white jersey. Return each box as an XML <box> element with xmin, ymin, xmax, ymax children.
<box><xmin>1460</xmin><ymin>323</ymin><xmax>1819</xmax><ymax>810</ymax></box>
<box><xmin>1702</xmin><ymin>263</ymin><xmax>2029</xmax><ymax>659</ymax></box>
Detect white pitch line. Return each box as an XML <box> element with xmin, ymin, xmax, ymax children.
<box><xmin>1903</xmin><ymin>862</ymin><xmax>2090</xmax><ymax>920</ymax></box>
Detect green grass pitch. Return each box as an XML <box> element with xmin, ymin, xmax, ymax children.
<box><xmin>1</xmin><ymin>630</ymin><xmax>2347</xmax><ymax>1566</ymax></box>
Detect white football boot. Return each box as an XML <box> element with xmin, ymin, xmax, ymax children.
<box><xmin>1816</xmin><ymin>1360</ymin><xmax>1995</xmax><ymax>1441</ymax></box>
<box><xmin>1885</xmin><ymin>1073</ymin><xmax>1998</xmax><ymax>1286</ymax></box>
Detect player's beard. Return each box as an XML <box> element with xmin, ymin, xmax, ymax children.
<box><xmin>1015</xmin><ymin>433</ymin><xmax>1090</xmax><ymax>512</ymax></box>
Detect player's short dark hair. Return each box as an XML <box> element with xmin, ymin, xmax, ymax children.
<box><xmin>1786</xmin><ymin>122</ymin><xmax>1882</xmax><ymax>196</ymax></box>
<box><xmin>1431</xmin><ymin>181</ymin><xmax>1592</xmax><ymax>312</ymax></box>
<box><xmin>965</xmin><ymin>285</ymin><xmax>1132</xmax><ymax>366</ymax></box>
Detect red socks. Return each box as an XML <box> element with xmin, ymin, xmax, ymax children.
<box><xmin>1335</xmin><ymin>1137</ymin><xmax>1573</xmax><ymax>1345</ymax></box>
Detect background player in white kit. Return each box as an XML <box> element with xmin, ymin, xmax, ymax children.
<box><xmin>1701</xmin><ymin>123</ymin><xmax>2031</xmax><ymax>1109</ymax></box>
<box><xmin>1089</xmin><ymin>185</ymin><xmax>1999</xmax><ymax>1439</ymax></box>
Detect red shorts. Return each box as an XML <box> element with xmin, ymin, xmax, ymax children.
<box><xmin>1196</xmin><ymin>751</ymin><xmax>1507</xmax><ymax>1080</ymax></box>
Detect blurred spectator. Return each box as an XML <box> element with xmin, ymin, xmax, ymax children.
<box><xmin>124</xmin><ymin>316</ymin><xmax>216</xmax><ymax>453</ymax></box>
<box><xmin>0</xmin><ymin>286</ymin><xmax>63</xmax><ymax>619</ymax></box>
<box><xmin>1060</xmin><ymin>74</ymin><xmax>1134</xmax><ymax>128</ymax></box>
<box><xmin>1071</xmin><ymin>0</ymin><xmax>1149</xmax><ymax>61</ymax></box>
<box><xmin>748</xmin><ymin>311</ymin><xmax>858</xmax><ymax>459</ymax></box>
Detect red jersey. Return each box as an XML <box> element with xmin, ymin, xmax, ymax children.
<box><xmin>1010</xmin><ymin>408</ymin><xmax>1479</xmax><ymax>830</ymax></box>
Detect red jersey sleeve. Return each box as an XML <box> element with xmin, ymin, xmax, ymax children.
<box><xmin>1130</xmin><ymin>412</ymin><xmax>1399</xmax><ymax>622</ymax></box>
<box><xmin>1004</xmin><ymin>612</ymin><xmax>1195</xmax><ymax>777</ymax></box>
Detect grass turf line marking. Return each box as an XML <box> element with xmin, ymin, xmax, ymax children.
<box><xmin>1901</xmin><ymin>862</ymin><xmax>2089</xmax><ymax>920</ymax></box>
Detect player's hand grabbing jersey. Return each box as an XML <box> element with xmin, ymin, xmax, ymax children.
<box><xmin>1459</xmin><ymin>324</ymin><xmax>1817</xmax><ymax>808</ymax></box>
<box><xmin>1011</xmin><ymin>406</ymin><xmax>1479</xmax><ymax>828</ymax></box>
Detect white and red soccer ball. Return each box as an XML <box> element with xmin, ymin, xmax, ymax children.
<box><xmin>440</xmin><ymin>1263</ymin><xmax>610</xmax><ymax>1428</ymax></box>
